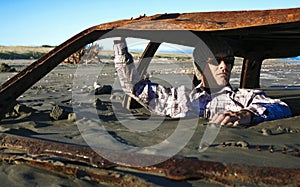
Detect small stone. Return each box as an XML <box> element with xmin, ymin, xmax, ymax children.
<box><xmin>81</xmin><ymin>176</ymin><xmax>92</xmax><ymax>181</ymax></box>
<box><xmin>0</xmin><ymin>63</ymin><xmax>16</xmax><ymax>72</ymax></box>
<box><xmin>14</xmin><ymin>103</ymin><xmax>35</xmax><ymax>114</ymax></box>
<box><xmin>199</xmin><ymin>141</ymin><xmax>210</xmax><ymax>151</ymax></box>
<box><xmin>268</xmin><ymin>145</ymin><xmax>274</xmax><ymax>153</ymax></box>
<box><xmin>261</xmin><ymin>128</ymin><xmax>272</xmax><ymax>136</ymax></box>
<box><xmin>221</xmin><ymin>141</ymin><xmax>236</xmax><ymax>147</ymax></box>
<box><xmin>276</xmin><ymin>126</ymin><xmax>283</xmax><ymax>131</ymax></box>
<box><xmin>68</xmin><ymin>113</ymin><xmax>77</xmax><ymax>122</ymax></box>
<box><xmin>256</xmin><ymin>145</ymin><xmax>262</xmax><ymax>151</ymax></box>
<box><xmin>0</xmin><ymin>126</ymin><xmax>10</xmax><ymax>133</ymax></box>
<box><xmin>50</xmin><ymin>105</ymin><xmax>69</xmax><ymax>120</ymax></box>
<box><xmin>293</xmin><ymin>148</ymin><xmax>299</xmax><ymax>157</ymax></box>
<box><xmin>93</xmin><ymin>98</ymin><xmax>102</xmax><ymax>107</ymax></box>
<box><xmin>114</xmin><ymin>173</ymin><xmax>121</xmax><ymax>178</ymax></box>
<box><xmin>53</xmin><ymin>161</ymin><xmax>65</xmax><ymax>166</ymax></box>
<box><xmin>236</xmin><ymin>140</ymin><xmax>249</xmax><ymax>149</ymax></box>
<box><xmin>4</xmin><ymin>102</ymin><xmax>35</xmax><ymax>118</ymax></box>
<box><xmin>283</xmin><ymin>127</ymin><xmax>291</xmax><ymax>133</ymax></box>
<box><xmin>95</xmin><ymin>85</ymin><xmax>112</xmax><ymax>95</ymax></box>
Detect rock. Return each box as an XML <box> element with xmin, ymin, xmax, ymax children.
<box><xmin>14</xmin><ymin>103</ymin><xmax>35</xmax><ymax>114</ymax></box>
<box><xmin>276</xmin><ymin>126</ymin><xmax>283</xmax><ymax>132</ymax></box>
<box><xmin>68</xmin><ymin>113</ymin><xmax>77</xmax><ymax>122</ymax></box>
<box><xmin>236</xmin><ymin>140</ymin><xmax>249</xmax><ymax>149</ymax></box>
<box><xmin>221</xmin><ymin>140</ymin><xmax>249</xmax><ymax>149</ymax></box>
<box><xmin>293</xmin><ymin>148</ymin><xmax>299</xmax><ymax>157</ymax></box>
<box><xmin>283</xmin><ymin>127</ymin><xmax>291</xmax><ymax>133</ymax></box>
<box><xmin>0</xmin><ymin>63</ymin><xmax>16</xmax><ymax>72</ymax></box>
<box><xmin>93</xmin><ymin>98</ymin><xmax>102</xmax><ymax>107</ymax></box>
<box><xmin>221</xmin><ymin>141</ymin><xmax>236</xmax><ymax>147</ymax></box>
<box><xmin>256</xmin><ymin>145</ymin><xmax>262</xmax><ymax>151</ymax></box>
<box><xmin>50</xmin><ymin>105</ymin><xmax>71</xmax><ymax>120</ymax></box>
<box><xmin>0</xmin><ymin>126</ymin><xmax>10</xmax><ymax>133</ymax></box>
<box><xmin>93</xmin><ymin>98</ymin><xmax>109</xmax><ymax>110</ymax></box>
<box><xmin>4</xmin><ymin>102</ymin><xmax>35</xmax><ymax>118</ymax></box>
<box><xmin>268</xmin><ymin>145</ymin><xmax>274</xmax><ymax>153</ymax></box>
<box><xmin>95</xmin><ymin>85</ymin><xmax>112</xmax><ymax>95</ymax></box>
<box><xmin>261</xmin><ymin>128</ymin><xmax>272</xmax><ymax>136</ymax></box>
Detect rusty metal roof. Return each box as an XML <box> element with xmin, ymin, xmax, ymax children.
<box><xmin>95</xmin><ymin>7</ymin><xmax>300</xmax><ymax>31</ymax></box>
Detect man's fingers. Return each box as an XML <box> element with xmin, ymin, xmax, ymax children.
<box><xmin>220</xmin><ymin>111</ymin><xmax>241</xmax><ymax>126</ymax></box>
<box><xmin>210</xmin><ymin>113</ymin><xmax>224</xmax><ymax>124</ymax></box>
<box><xmin>210</xmin><ymin>111</ymin><xmax>244</xmax><ymax>127</ymax></box>
<box><xmin>233</xmin><ymin>120</ymin><xmax>240</xmax><ymax>126</ymax></box>
<box><xmin>220</xmin><ymin>115</ymin><xmax>232</xmax><ymax>126</ymax></box>
<box><xmin>215</xmin><ymin>113</ymin><xmax>227</xmax><ymax>124</ymax></box>
<box><xmin>210</xmin><ymin>113</ymin><xmax>219</xmax><ymax>122</ymax></box>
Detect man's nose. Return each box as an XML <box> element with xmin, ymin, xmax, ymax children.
<box><xmin>218</xmin><ymin>60</ymin><xmax>227</xmax><ymax>69</ymax></box>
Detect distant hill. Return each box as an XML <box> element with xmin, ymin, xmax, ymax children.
<box><xmin>0</xmin><ymin>46</ymin><xmax>54</xmax><ymax>59</ymax></box>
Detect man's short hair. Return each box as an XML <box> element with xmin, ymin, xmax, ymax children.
<box><xmin>193</xmin><ymin>35</ymin><xmax>234</xmax><ymax>78</ymax></box>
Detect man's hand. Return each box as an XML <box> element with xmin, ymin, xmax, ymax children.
<box><xmin>210</xmin><ymin>110</ymin><xmax>253</xmax><ymax>126</ymax></box>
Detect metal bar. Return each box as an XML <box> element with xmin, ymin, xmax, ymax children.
<box><xmin>137</xmin><ymin>42</ymin><xmax>161</xmax><ymax>79</ymax></box>
<box><xmin>0</xmin><ymin>133</ymin><xmax>299</xmax><ymax>186</ymax></box>
<box><xmin>240</xmin><ymin>57</ymin><xmax>263</xmax><ymax>88</ymax></box>
<box><xmin>0</xmin><ymin>152</ymin><xmax>159</xmax><ymax>187</ymax></box>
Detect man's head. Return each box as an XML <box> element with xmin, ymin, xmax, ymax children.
<box><xmin>193</xmin><ymin>35</ymin><xmax>234</xmax><ymax>89</ymax></box>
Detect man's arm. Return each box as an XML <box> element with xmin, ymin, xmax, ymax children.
<box><xmin>113</xmin><ymin>37</ymin><xmax>139</xmax><ymax>93</ymax></box>
<box><xmin>210</xmin><ymin>90</ymin><xmax>292</xmax><ymax>126</ymax></box>
<box><xmin>210</xmin><ymin>110</ymin><xmax>252</xmax><ymax>126</ymax></box>
<box><xmin>113</xmin><ymin>38</ymin><xmax>198</xmax><ymax>118</ymax></box>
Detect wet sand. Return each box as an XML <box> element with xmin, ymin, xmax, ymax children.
<box><xmin>0</xmin><ymin>57</ymin><xmax>299</xmax><ymax>186</ymax></box>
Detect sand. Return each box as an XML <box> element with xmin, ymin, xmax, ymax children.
<box><xmin>0</xmin><ymin>57</ymin><xmax>299</xmax><ymax>187</ymax></box>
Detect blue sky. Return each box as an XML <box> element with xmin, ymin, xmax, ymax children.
<box><xmin>1</xmin><ymin>0</ymin><xmax>300</xmax><ymax>46</ymax></box>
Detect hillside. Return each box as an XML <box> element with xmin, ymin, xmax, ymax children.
<box><xmin>0</xmin><ymin>46</ymin><xmax>54</xmax><ymax>59</ymax></box>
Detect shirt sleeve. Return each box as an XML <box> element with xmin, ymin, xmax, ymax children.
<box><xmin>113</xmin><ymin>39</ymin><xmax>140</xmax><ymax>93</ymax></box>
<box><xmin>243</xmin><ymin>90</ymin><xmax>292</xmax><ymax>123</ymax></box>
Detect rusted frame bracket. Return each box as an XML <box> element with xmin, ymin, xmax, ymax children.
<box><xmin>0</xmin><ymin>133</ymin><xmax>299</xmax><ymax>186</ymax></box>
<box><xmin>0</xmin><ymin>152</ymin><xmax>159</xmax><ymax>187</ymax></box>
<box><xmin>240</xmin><ymin>57</ymin><xmax>263</xmax><ymax>88</ymax></box>
<box><xmin>136</xmin><ymin>41</ymin><xmax>161</xmax><ymax>79</ymax></box>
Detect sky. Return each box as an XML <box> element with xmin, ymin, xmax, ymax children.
<box><xmin>1</xmin><ymin>0</ymin><xmax>300</xmax><ymax>46</ymax></box>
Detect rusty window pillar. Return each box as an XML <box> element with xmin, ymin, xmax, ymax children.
<box><xmin>240</xmin><ymin>57</ymin><xmax>263</xmax><ymax>89</ymax></box>
<box><xmin>137</xmin><ymin>42</ymin><xmax>161</xmax><ymax>79</ymax></box>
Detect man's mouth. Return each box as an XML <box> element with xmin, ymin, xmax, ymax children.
<box><xmin>217</xmin><ymin>73</ymin><xmax>228</xmax><ymax>77</ymax></box>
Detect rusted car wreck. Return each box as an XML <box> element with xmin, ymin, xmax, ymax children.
<box><xmin>0</xmin><ymin>7</ymin><xmax>300</xmax><ymax>186</ymax></box>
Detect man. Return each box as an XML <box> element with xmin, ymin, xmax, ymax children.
<box><xmin>113</xmin><ymin>36</ymin><xmax>291</xmax><ymax>126</ymax></box>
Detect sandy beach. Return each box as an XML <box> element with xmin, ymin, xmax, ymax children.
<box><xmin>0</xmin><ymin>54</ymin><xmax>299</xmax><ymax>186</ymax></box>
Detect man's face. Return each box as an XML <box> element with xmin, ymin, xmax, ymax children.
<box><xmin>202</xmin><ymin>53</ymin><xmax>234</xmax><ymax>88</ymax></box>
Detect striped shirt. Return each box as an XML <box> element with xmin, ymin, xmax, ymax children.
<box><xmin>114</xmin><ymin>42</ymin><xmax>292</xmax><ymax>123</ymax></box>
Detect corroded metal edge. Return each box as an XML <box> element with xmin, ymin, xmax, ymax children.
<box><xmin>96</xmin><ymin>7</ymin><xmax>300</xmax><ymax>31</ymax></box>
<box><xmin>0</xmin><ymin>133</ymin><xmax>299</xmax><ymax>186</ymax></box>
<box><xmin>0</xmin><ymin>153</ymin><xmax>159</xmax><ymax>187</ymax></box>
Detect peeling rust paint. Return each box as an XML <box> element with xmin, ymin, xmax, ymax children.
<box><xmin>0</xmin><ymin>133</ymin><xmax>299</xmax><ymax>186</ymax></box>
<box><xmin>96</xmin><ymin>8</ymin><xmax>300</xmax><ymax>31</ymax></box>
